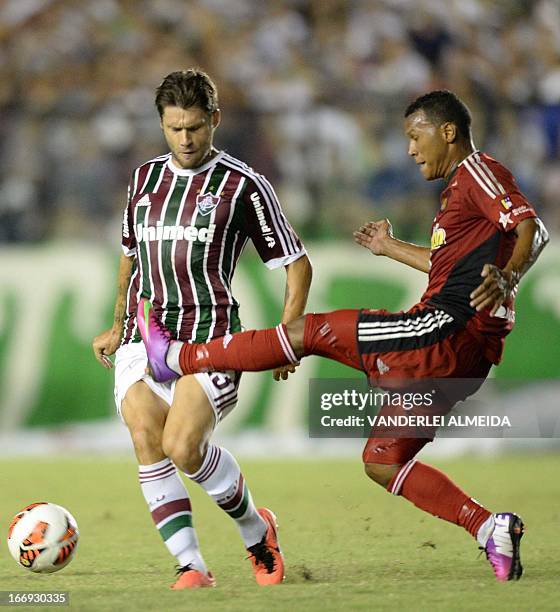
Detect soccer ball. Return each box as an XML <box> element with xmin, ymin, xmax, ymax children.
<box><xmin>7</xmin><ymin>502</ymin><xmax>79</xmax><ymax>573</ymax></box>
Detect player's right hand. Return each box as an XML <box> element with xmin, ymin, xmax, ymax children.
<box><xmin>272</xmin><ymin>363</ymin><xmax>299</xmax><ymax>381</ymax></box>
<box><xmin>92</xmin><ymin>328</ymin><xmax>121</xmax><ymax>369</ymax></box>
<box><xmin>353</xmin><ymin>219</ymin><xmax>394</xmax><ymax>256</ymax></box>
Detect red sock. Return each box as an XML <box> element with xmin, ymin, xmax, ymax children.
<box><xmin>388</xmin><ymin>460</ymin><xmax>491</xmax><ymax>539</ymax></box>
<box><xmin>179</xmin><ymin>324</ymin><xmax>298</xmax><ymax>373</ymax></box>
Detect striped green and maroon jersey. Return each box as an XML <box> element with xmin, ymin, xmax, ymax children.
<box><xmin>120</xmin><ymin>150</ymin><xmax>306</xmax><ymax>344</ymax></box>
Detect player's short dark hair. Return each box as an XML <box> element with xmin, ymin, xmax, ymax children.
<box><xmin>404</xmin><ymin>90</ymin><xmax>472</xmax><ymax>140</ymax></box>
<box><xmin>155</xmin><ymin>69</ymin><xmax>219</xmax><ymax>117</ymax></box>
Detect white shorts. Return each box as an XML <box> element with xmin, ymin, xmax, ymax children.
<box><xmin>114</xmin><ymin>342</ymin><xmax>241</xmax><ymax>424</ymax></box>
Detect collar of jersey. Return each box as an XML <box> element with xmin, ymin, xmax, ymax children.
<box><xmin>166</xmin><ymin>150</ymin><xmax>224</xmax><ymax>176</ymax></box>
<box><xmin>443</xmin><ymin>149</ymin><xmax>480</xmax><ymax>186</ymax></box>
<box><xmin>457</xmin><ymin>149</ymin><xmax>480</xmax><ymax>170</ymax></box>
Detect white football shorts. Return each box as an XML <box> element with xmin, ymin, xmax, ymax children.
<box><xmin>113</xmin><ymin>342</ymin><xmax>240</xmax><ymax>424</ymax></box>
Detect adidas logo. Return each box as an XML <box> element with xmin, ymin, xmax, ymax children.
<box><xmin>377</xmin><ymin>358</ymin><xmax>390</xmax><ymax>374</ymax></box>
<box><xmin>137</xmin><ymin>194</ymin><xmax>151</xmax><ymax>207</ymax></box>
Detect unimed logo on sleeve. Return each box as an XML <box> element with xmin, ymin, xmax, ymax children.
<box><xmin>250</xmin><ymin>192</ymin><xmax>276</xmax><ymax>247</ymax></box>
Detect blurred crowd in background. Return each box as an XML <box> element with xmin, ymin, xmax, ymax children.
<box><xmin>1</xmin><ymin>0</ymin><xmax>559</xmax><ymax>245</ymax></box>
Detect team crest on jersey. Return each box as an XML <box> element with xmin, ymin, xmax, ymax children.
<box><xmin>430</xmin><ymin>223</ymin><xmax>446</xmax><ymax>250</ymax></box>
<box><xmin>196</xmin><ymin>192</ymin><xmax>221</xmax><ymax>216</ymax></box>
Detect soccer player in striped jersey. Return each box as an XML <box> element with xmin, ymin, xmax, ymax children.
<box><xmin>138</xmin><ymin>90</ymin><xmax>549</xmax><ymax>582</ymax></box>
<box><xmin>93</xmin><ymin>70</ymin><xmax>312</xmax><ymax>589</ymax></box>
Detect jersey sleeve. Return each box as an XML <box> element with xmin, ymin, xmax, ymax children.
<box><xmin>241</xmin><ymin>175</ymin><xmax>306</xmax><ymax>269</ymax></box>
<box><xmin>121</xmin><ymin>174</ymin><xmax>137</xmax><ymax>257</ymax></box>
<box><xmin>464</xmin><ymin>156</ymin><xmax>537</xmax><ymax>232</ymax></box>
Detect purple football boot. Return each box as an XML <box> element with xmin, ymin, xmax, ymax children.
<box><xmin>483</xmin><ymin>512</ymin><xmax>524</xmax><ymax>581</ymax></box>
<box><xmin>137</xmin><ymin>299</ymin><xmax>179</xmax><ymax>383</ymax></box>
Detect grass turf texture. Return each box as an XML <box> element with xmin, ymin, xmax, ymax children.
<box><xmin>1</xmin><ymin>454</ymin><xmax>558</xmax><ymax>611</ymax></box>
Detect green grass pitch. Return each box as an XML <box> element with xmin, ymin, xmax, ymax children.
<box><xmin>1</xmin><ymin>454</ymin><xmax>559</xmax><ymax>611</ymax></box>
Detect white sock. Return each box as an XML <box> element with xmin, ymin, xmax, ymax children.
<box><xmin>166</xmin><ymin>341</ymin><xmax>183</xmax><ymax>374</ymax></box>
<box><xmin>186</xmin><ymin>445</ymin><xmax>267</xmax><ymax>548</ymax></box>
<box><xmin>476</xmin><ymin>514</ymin><xmax>496</xmax><ymax>547</ymax></box>
<box><xmin>139</xmin><ymin>458</ymin><xmax>206</xmax><ymax>572</ymax></box>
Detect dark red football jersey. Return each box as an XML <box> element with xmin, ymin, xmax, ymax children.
<box><xmin>420</xmin><ymin>151</ymin><xmax>537</xmax><ymax>362</ymax></box>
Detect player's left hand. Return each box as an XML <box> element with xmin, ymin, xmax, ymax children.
<box><xmin>273</xmin><ymin>363</ymin><xmax>298</xmax><ymax>381</ymax></box>
<box><xmin>470</xmin><ymin>264</ymin><xmax>517</xmax><ymax>315</ymax></box>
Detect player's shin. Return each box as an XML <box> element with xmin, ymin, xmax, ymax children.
<box><xmin>386</xmin><ymin>460</ymin><xmax>492</xmax><ymax>539</ymax></box>
<box><xmin>387</xmin><ymin>461</ymin><xmax>525</xmax><ymax>581</ymax></box>
<box><xmin>174</xmin><ymin>325</ymin><xmax>298</xmax><ymax>375</ymax></box>
<box><xmin>139</xmin><ymin>458</ymin><xmax>207</xmax><ymax>573</ymax></box>
<box><xmin>185</xmin><ymin>445</ymin><xmax>267</xmax><ymax>547</ymax></box>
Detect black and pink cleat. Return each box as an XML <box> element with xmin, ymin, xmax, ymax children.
<box><xmin>483</xmin><ymin>512</ymin><xmax>524</xmax><ymax>581</ymax></box>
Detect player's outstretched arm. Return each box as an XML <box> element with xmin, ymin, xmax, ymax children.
<box><xmin>273</xmin><ymin>254</ymin><xmax>313</xmax><ymax>381</ymax></box>
<box><xmin>92</xmin><ymin>254</ymin><xmax>135</xmax><ymax>368</ymax></box>
<box><xmin>470</xmin><ymin>217</ymin><xmax>549</xmax><ymax>315</ymax></box>
<box><xmin>353</xmin><ymin>219</ymin><xmax>430</xmax><ymax>273</ymax></box>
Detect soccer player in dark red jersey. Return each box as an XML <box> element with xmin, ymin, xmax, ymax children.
<box><xmin>137</xmin><ymin>90</ymin><xmax>549</xmax><ymax>582</ymax></box>
<box><xmin>92</xmin><ymin>70</ymin><xmax>312</xmax><ymax>589</ymax></box>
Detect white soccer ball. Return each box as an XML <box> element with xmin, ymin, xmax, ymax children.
<box><xmin>7</xmin><ymin>502</ymin><xmax>79</xmax><ymax>573</ymax></box>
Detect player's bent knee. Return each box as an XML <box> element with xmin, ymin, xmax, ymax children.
<box><xmin>128</xmin><ymin>426</ymin><xmax>163</xmax><ymax>458</ymax></box>
<box><xmin>364</xmin><ymin>462</ymin><xmax>401</xmax><ymax>489</ymax></box>
<box><xmin>285</xmin><ymin>316</ymin><xmax>306</xmax><ymax>357</ymax></box>
<box><xmin>123</xmin><ymin>406</ymin><xmax>163</xmax><ymax>451</ymax></box>
<box><xmin>122</xmin><ymin>405</ymin><xmax>163</xmax><ymax>448</ymax></box>
<box><xmin>162</xmin><ymin>434</ymin><xmax>208</xmax><ymax>475</ymax></box>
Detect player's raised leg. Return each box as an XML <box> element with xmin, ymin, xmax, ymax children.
<box><xmin>163</xmin><ymin>375</ymin><xmax>284</xmax><ymax>585</ymax></box>
<box><xmin>120</xmin><ymin>381</ymin><xmax>214</xmax><ymax>589</ymax></box>
<box><xmin>137</xmin><ymin>298</ymin><xmax>364</xmax><ymax>381</ymax></box>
